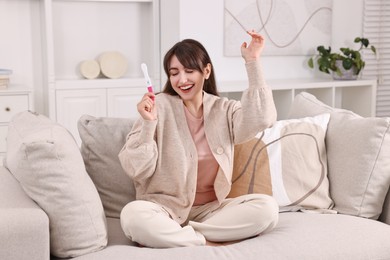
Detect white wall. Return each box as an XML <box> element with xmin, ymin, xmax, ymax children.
<box><xmin>0</xmin><ymin>0</ymin><xmax>44</xmax><ymax>111</ymax></box>
<box><xmin>1</xmin><ymin>0</ymin><xmax>366</xmax><ymax>114</ymax></box>
<box><xmin>161</xmin><ymin>0</ymin><xmax>365</xmax><ymax>84</ymax></box>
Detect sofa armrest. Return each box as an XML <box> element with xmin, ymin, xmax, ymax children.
<box><xmin>379</xmin><ymin>189</ymin><xmax>390</xmax><ymax>225</ymax></box>
<box><xmin>0</xmin><ymin>166</ymin><xmax>50</xmax><ymax>260</ymax></box>
<box><xmin>0</xmin><ymin>209</ymin><xmax>50</xmax><ymax>260</ymax></box>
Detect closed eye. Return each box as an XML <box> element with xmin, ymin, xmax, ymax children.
<box><xmin>169</xmin><ymin>68</ymin><xmax>179</xmax><ymax>76</ymax></box>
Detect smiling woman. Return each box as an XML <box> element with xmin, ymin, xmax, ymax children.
<box><xmin>118</xmin><ymin>32</ymin><xmax>278</xmax><ymax>248</ymax></box>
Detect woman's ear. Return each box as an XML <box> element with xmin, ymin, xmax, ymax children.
<box><xmin>204</xmin><ymin>63</ymin><xmax>212</xmax><ymax>79</ymax></box>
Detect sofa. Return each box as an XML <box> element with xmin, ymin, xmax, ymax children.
<box><xmin>1</xmin><ymin>92</ymin><xmax>390</xmax><ymax>260</ymax></box>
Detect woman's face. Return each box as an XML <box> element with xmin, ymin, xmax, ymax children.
<box><xmin>168</xmin><ymin>55</ymin><xmax>210</xmax><ymax>104</ymax></box>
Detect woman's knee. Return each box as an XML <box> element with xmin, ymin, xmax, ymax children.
<box><xmin>237</xmin><ymin>194</ymin><xmax>279</xmax><ymax>231</ymax></box>
<box><xmin>120</xmin><ymin>200</ymin><xmax>160</xmax><ymax>238</ymax></box>
<box><xmin>252</xmin><ymin>194</ymin><xmax>279</xmax><ymax>232</ymax></box>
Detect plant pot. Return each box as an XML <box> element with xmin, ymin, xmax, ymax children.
<box><xmin>332</xmin><ymin>60</ymin><xmax>358</xmax><ymax>80</ymax></box>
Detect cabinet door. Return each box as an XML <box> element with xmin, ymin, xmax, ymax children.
<box><xmin>107</xmin><ymin>88</ymin><xmax>144</xmax><ymax>119</ymax></box>
<box><xmin>56</xmin><ymin>89</ymin><xmax>107</xmax><ymax>146</ymax></box>
<box><xmin>0</xmin><ymin>95</ymin><xmax>29</xmax><ymax>123</ymax></box>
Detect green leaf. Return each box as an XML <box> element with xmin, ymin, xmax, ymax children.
<box><xmin>352</xmin><ymin>51</ymin><xmax>361</xmax><ymax>60</ymax></box>
<box><xmin>357</xmin><ymin>60</ymin><xmax>365</xmax><ymax>71</ymax></box>
<box><xmin>308</xmin><ymin>58</ymin><xmax>314</xmax><ymax>68</ymax></box>
<box><xmin>361</xmin><ymin>38</ymin><xmax>369</xmax><ymax>47</ymax></box>
<box><xmin>343</xmin><ymin>59</ymin><xmax>353</xmax><ymax>70</ymax></box>
<box><xmin>330</xmin><ymin>53</ymin><xmax>340</xmax><ymax>60</ymax></box>
<box><xmin>318</xmin><ymin>57</ymin><xmax>330</xmax><ymax>67</ymax></box>
<box><xmin>340</xmin><ymin>48</ymin><xmax>351</xmax><ymax>56</ymax></box>
<box><xmin>318</xmin><ymin>57</ymin><xmax>331</xmax><ymax>73</ymax></box>
<box><xmin>317</xmin><ymin>45</ymin><xmax>331</xmax><ymax>56</ymax></box>
<box><xmin>336</xmin><ymin>68</ymin><xmax>342</xmax><ymax>77</ymax></box>
<box><xmin>317</xmin><ymin>45</ymin><xmax>325</xmax><ymax>52</ymax></box>
<box><xmin>371</xmin><ymin>46</ymin><xmax>377</xmax><ymax>54</ymax></box>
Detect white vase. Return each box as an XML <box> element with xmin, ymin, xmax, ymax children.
<box><xmin>332</xmin><ymin>60</ymin><xmax>358</xmax><ymax>80</ymax></box>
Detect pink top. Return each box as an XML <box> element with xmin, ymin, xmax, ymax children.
<box><xmin>184</xmin><ymin>106</ymin><xmax>218</xmax><ymax>206</ymax></box>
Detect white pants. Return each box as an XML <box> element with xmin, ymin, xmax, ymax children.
<box><xmin>120</xmin><ymin>194</ymin><xmax>279</xmax><ymax>248</ymax></box>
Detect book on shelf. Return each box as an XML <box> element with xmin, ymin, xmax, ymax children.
<box><xmin>0</xmin><ymin>69</ymin><xmax>12</xmax><ymax>89</ymax></box>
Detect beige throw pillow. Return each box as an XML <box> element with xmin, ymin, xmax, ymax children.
<box><xmin>5</xmin><ymin>111</ymin><xmax>107</xmax><ymax>258</ymax></box>
<box><xmin>229</xmin><ymin>113</ymin><xmax>334</xmax><ymax>212</ymax></box>
<box><xmin>78</xmin><ymin>115</ymin><xmax>136</xmax><ymax>218</ymax></box>
<box><xmin>288</xmin><ymin>92</ymin><xmax>390</xmax><ymax>219</ymax></box>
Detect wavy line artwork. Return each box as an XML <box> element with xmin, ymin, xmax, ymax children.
<box><xmin>224</xmin><ymin>0</ymin><xmax>333</xmax><ymax>56</ymax></box>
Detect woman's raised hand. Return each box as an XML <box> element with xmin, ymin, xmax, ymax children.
<box><xmin>240</xmin><ymin>30</ymin><xmax>265</xmax><ymax>63</ymax></box>
<box><xmin>137</xmin><ymin>92</ymin><xmax>157</xmax><ymax>121</ymax></box>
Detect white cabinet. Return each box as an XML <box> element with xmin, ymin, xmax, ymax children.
<box><xmin>56</xmin><ymin>89</ymin><xmax>107</xmax><ymax>144</ymax></box>
<box><xmin>219</xmin><ymin>78</ymin><xmax>377</xmax><ymax>119</ymax></box>
<box><xmin>0</xmin><ymin>88</ymin><xmax>34</xmax><ymax>165</ymax></box>
<box><xmin>55</xmin><ymin>84</ymin><xmax>145</xmax><ymax>145</ymax></box>
<box><xmin>107</xmin><ymin>87</ymin><xmax>145</xmax><ymax>118</ymax></box>
<box><xmin>41</xmin><ymin>0</ymin><xmax>160</xmax><ymax>144</ymax></box>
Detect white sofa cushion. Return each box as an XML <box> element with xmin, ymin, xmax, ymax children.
<box><xmin>5</xmin><ymin>111</ymin><xmax>107</xmax><ymax>258</ymax></box>
<box><xmin>78</xmin><ymin>115</ymin><xmax>136</xmax><ymax>218</ymax></box>
<box><xmin>51</xmin><ymin>213</ymin><xmax>390</xmax><ymax>260</ymax></box>
<box><xmin>288</xmin><ymin>92</ymin><xmax>390</xmax><ymax>219</ymax></box>
<box><xmin>229</xmin><ymin>113</ymin><xmax>334</xmax><ymax>212</ymax></box>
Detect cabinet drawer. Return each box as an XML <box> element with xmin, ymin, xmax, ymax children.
<box><xmin>0</xmin><ymin>125</ymin><xmax>7</xmax><ymax>153</ymax></box>
<box><xmin>0</xmin><ymin>95</ymin><xmax>29</xmax><ymax>123</ymax></box>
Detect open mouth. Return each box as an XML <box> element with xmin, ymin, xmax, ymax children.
<box><xmin>179</xmin><ymin>84</ymin><xmax>194</xmax><ymax>92</ymax></box>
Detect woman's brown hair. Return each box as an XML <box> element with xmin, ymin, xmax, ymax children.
<box><xmin>162</xmin><ymin>39</ymin><xmax>219</xmax><ymax>96</ymax></box>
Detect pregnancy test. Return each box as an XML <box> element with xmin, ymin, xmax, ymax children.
<box><xmin>141</xmin><ymin>63</ymin><xmax>154</xmax><ymax>99</ymax></box>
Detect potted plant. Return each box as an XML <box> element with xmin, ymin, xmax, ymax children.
<box><xmin>308</xmin><ymin>37</ymin><xmax>377</xmax><ymax>80</ymax></box>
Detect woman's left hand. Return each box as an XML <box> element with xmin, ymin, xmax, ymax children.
<box><xmin>240</xmin><ymin>30</ymin><xmax>265</xmax><ymax>63</ymax></box>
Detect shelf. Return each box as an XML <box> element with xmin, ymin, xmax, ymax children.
<box><xmin>41</xmin><ymin>0</ymin><xmax>160</xmax><ymax>127</ymax></box>
<box><xmin>0</xmin><ymin>85</ymin><xmax>33</xmax><ymax>94</ymax></box>
<box><xmin>55</xmin><ymin>0</ymin><xmax>153</xmax><ymax>2</ymax></box>
<box><xmin>218</xmin><ymin>78</ymin><xmax>377</xmax><ymax>93</ymax></box>
<box><xmin>48</xmin><ymin>0</ymin><xmax>157</xmax><ymax>81</ymax></box>
<box><xmin>54</xmin><ymin>78</ymin><xmax>147</xmax><ymax>90</ymax></box>
<box><xmin>219</xmin><ymin>78</ymin><xmax>377</xmax><ymax>119</ymax></box>
<box><xmin>0</xmin><ymin>0</ymin><xmax>42</xmax><ymax>97</ymax></box>
<box><xmin>271</xmin><ymin>78</ymin><xmax>377</xmax><ymax>90</ymax></box>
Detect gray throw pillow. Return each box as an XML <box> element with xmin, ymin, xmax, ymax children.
<box><xmin>288</xmin><ymin>92</ymin><xmax>390</xmax><ymax>219</ymax></box>
<box><xmin>78</xmin><ymin>115</ymin><xmax>136</xmax><ymax>218</ymax></box>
